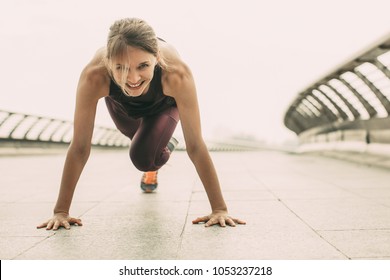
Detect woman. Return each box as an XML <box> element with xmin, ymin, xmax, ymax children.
<box><xmin>37</xmin><ymin>18</ymin><xmax>245</xmax><ymax>230</ymax></box>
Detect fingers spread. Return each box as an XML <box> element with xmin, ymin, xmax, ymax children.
<box><xmin>205</xmin><ymin>218</ymin><xmax>216</xmax><ymax>227</ymax></box>
<box><xmin>69</xmin><ymin>218</ymin><xmax>83</xmax><ymax>226</ymax></box>
<box><xmin>54</xmin><ymin>220</ymin><xmax>62</xmax><ymax>231</ymax></box>
<box><xmin>226</xmin><ymin>218</ymin><xmax>236</xmax><ymax>227</ymax></box>
<box><xmin>63</xmin><ymin>221</ymin><xmax>71</xmax><ymax>230</ymax></box>
<box><xmin>36</xmin><ymin>222</ymin><xmax>48</xmax><ymax>229</ymax></box>
<box><xmin>233</xmin><ymin>218</ymin><xmax>246</xmax><ymax>225</ymax></box>
<box><xmin>218</xmin><ymin>217</ymin><xmax>226</xmax><ymax>227</ymax></box>
<box><xmin>193</xmin><ymin>214</ymin><xmax>246</xmax><ymax>227</ymax></box>
<box><xmin>192</xmin><ymin>216</ymin><xmax>209</xmax><ymax>224</ymax></box>
<box><xmin>46</xmin><ymin>220</ymin><xmax>54</xmax><ymax>230</ymax></box>
<box><xmin>204</xmin><ymin>221</ymin><xmax>212</xmax><ymax>227</ymax></box>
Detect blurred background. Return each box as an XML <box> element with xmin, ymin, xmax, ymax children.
<box><xmin>1</xmin><ymin>0</ymin><xmax>389</xmax><ymax>147</ymax></box>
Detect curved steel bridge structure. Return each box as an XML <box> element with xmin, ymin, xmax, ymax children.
<box><xmin>0</xmin><ymin>110</ymin><xmax>262</xmax><ymax>153</ymax></box>
<box><xmin>284</xmin><ymin>34</ymin><xmax>390</xmax><ymax>156</ymax></box>
<box><xmin>0</xmin><ymin>111</ymin><xmax>129</xmax><ymax>150</ymax></box>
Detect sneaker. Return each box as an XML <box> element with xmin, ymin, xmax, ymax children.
<box><xmin>140</xmin><ymin>171</ymin><xmax>158</xmax><ymax>193</ymax></box>
<box><xmin>167</xmin><ymin>137</ymin><xmax>179</xmax><ymax>153</ymax></box>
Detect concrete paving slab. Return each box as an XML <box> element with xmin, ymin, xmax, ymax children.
<box><xmin>0</xmin><ymin>202</ymin><xmax>97</xmax><ymax>219</ymax></box>
<box><xmin>0</xmin><ymin>236</ymin><xmax>48</xmax><ymax>260</ymax></box>
<box><xmin>0</xmin><ymin>218</ymin><xmax>55</xmax><ymax>237</ymax></box>
<box><xmin>189</xmin><ymin>200</ymin><xmax>319</xmax><ymax>232</ymax></box>
<box><xmin>283</xmin><ymin>198</ymin><xmax>390</xmax><ymax>231</ymax></box>
<box><xmin>333</xmin><ymin>177</ymin><xmax>390</xmax><ymax>190</ymax></box>
<box><xmin>271</xmin><ymin>187</ymin><xmax>356</xmax><ymax>200</ymax></box>
<box><xmin>15</xmin><ymin>233</ymin><xmax>182</xmax><ymax>260</ymax></box>
<box><xmin>80</xmin><ymin>200</ymin><xmax>190</xmax><ymax>217</ymax></box>
<box><xmin>319</xmin><ymin>230</ymin><xmax>390</xmax><ymax>259</ymax></box>
<box><xmin>1</xmin><ymin>150</ymin><xmax>390</xmax><ymax>260</ymax></box>
<box><xmin>180</xmin><ymin>214</ymin><xmax>347</xmax><ymax>260</ymax></box>
<box><xmin>102</xmin><ymin>178</ymin><xmax>193</xmax><ymax>203</ymax></box>
<box><xmin>191</xmin><ymin>189</ymin><xmax>277</xmax><ymax>201</ymax></box>
<box><xmin>347</xmin><ymin>188</ymin><xmax>390</xmax><ymax>199</ymax></box>
<box><xmin>374</xmin><ymin>198</ymin><xmax>390</xmax><ymax>208</ymax></box>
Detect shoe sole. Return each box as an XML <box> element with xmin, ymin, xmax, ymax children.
<box><xmin>140</xmin><ymin>182</ymin><xmax>157</xmax><ymax>193</ymax></box>
<box><xmin>167</xmin><ymin>137</ymin><xmax>179</xmax><ymax>152</ymax></box>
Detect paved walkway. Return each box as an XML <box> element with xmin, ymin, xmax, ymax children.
<box><xmin>1</xmin><ymin>149</ymin><xmax>390</xmax><ymax>260</ymax></box>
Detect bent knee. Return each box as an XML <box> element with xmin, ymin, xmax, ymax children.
<box><xmin>132</xmin><ymin>161</ymin><xmax>157</xmax><ymax>172</ymax></box>
<box><xmin>130</xmin><ymin>150</ymin><xmax>157</xmax><ymax>172</ymax></box>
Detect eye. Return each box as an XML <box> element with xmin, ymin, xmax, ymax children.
<box><xmin>138</xmin><ymin>63</ymin><xmax>149</xmax><ymax>70</ymax></box>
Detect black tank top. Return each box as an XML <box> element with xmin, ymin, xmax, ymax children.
<box><xmin>107</xmin><ymin>65</ymin><xmax>176</xmax><ymax>119</ymax></box>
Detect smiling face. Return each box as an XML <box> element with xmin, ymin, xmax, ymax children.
<box><xmin>105</xmin><ymin>18</ymin><xmax>161</xmax><ymax>97</ymax></box>
<box><xmin>110</xmin><ymin>45</ymin><xmax>158</xmax><ymax>97</ymax></box>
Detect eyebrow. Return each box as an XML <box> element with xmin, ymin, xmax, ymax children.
<box><xmin>115</xmin><ymin>61</ymin><xmax>151</xmax><ymax>66</ymax></box>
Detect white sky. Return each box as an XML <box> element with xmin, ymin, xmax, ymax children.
<box><xmin>1</xmin><ymin>0</ymin><xmax>389</xmax><ymax>143</ymax></box>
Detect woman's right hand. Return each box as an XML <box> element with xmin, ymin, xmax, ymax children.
<box><xmin>37</xmin><ymin>213</ymin><xmax>83</xmax><ymax>231</ymax></box>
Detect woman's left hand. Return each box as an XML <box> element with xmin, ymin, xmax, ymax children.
<box><xmin>192</xmin><ymin>210</ymin><xmax>246</xmax><ymax>227</ymax></box>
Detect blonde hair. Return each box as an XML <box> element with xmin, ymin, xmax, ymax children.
<box><xmin>104</xmin><ymin>18</ymin><xmax>167</xmax><ymax>94</ymax></box>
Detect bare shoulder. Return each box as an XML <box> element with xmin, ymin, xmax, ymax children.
<box><xmin>159</xmin><ymin>40</ymin><xmax>190</xmax><ymax>73</ymax></box>
<box><xmin>78</xmin><ymin>48</ymin><xmax>111</xmax><ymax>98</ymax></box>
<box><xmin>159</xmin><ymin>41</ymin><xmax>194</xmax><ymax>97</ymax></box>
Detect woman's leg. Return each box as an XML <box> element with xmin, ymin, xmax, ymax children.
<box><xmin>105</xmin><ymin>97</ymin><xmax>141</xmax><ymax>139</ymax></box>
<box><xmin>130</xmin><ymin>106</ymin><xmax>180</xmax><ymax>172</ymax></box>
<box><xmin>105</xmin><ymin>97</ymin><xmax>180</xmax><ymax>172</ymax></box>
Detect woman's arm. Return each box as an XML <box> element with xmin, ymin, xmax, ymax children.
<box><xmin>161</xmin><ymin>47</ymin><xmax>245</xmax><ymax>227</ymax></box>
<box><xmin>37</xmin><ymin>52</ymin><xmax>109</xmax><ymax>230</ymax></box>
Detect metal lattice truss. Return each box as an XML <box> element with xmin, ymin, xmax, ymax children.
<box><xmin>0</xmin><ymin>110</ymin><xmax>129</xmax><ymax>148</ymax></box>
<box><xmin>284</xmin><ymin>34</ymin><xmax>390</xmax><ymax>144</ymax></box>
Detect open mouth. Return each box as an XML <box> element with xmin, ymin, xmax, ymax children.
<box><xmin>126</xmin><ymin>81</ymin><xmax>144</xmax><ymax>89</ymax></box>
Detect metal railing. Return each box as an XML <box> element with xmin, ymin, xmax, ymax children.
<box><xmin>0</xmin><ymin>110</ymin><xmax>129</xmax><ymax>149</ymax></box>
<box><xmin>0</xmin><ymin>110</ymin><xmax>265</xmax><ymax>153</ymax></box>
<box><xmin>284</xmin><ymin>33</ymin><xmax>390</xmax><ymax>151</ymax></box>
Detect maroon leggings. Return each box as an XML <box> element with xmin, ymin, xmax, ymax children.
<box><xmin>105</xmin><ymin>97</ymin><xmax>180</xmax><ymax>172</ymax></box>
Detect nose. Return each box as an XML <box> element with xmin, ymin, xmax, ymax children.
<box><xmin>127</xmin><ymin>70</ymin><xmax>141</xmax><ymax>84</ymax></box>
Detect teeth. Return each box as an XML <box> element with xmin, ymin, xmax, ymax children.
<box><xmin>128</xmin><ymin>82</ymin><xmax>141</xmax><ymax>88</ymax></box>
